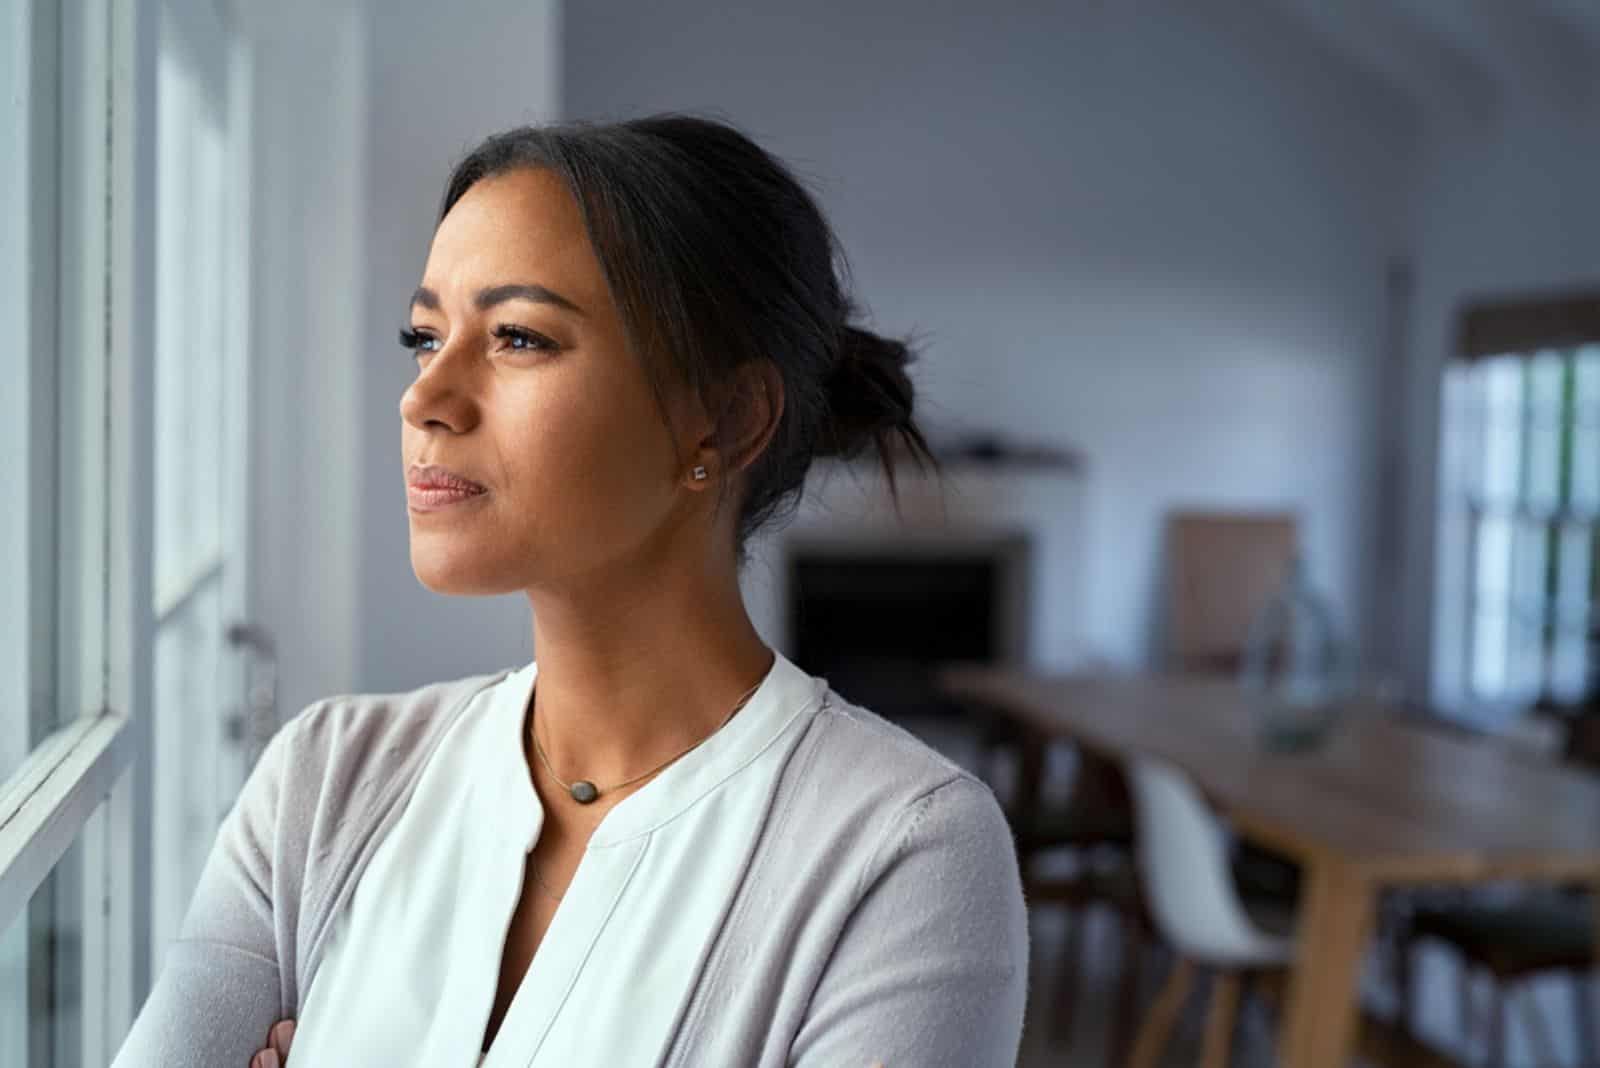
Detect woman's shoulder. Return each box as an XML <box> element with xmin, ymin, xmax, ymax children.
<box><xmin>775</xmin><ymin>687</ymin><xmax>1016</xmax><ymax>874</ymax></box>
<box><xmin>698</xmin><ymin>686</ymin><xmax>1026</xmax><ymax>1055</ymax></box>
<box><xmin>282</xmin><ymin>668</ymin><xmax>512</xmax><ymax>766</ymax></box>
<box><xmin>801</xmin><ymin>687</ymin><xmax>998</xmax><ymax>810</ymax></box>
<box><xmin>735</xmin><ymin>689</ymin><xmax>1028</xmax><ymax>1068</ymax></box>
<box><xmin>246</xmin><ymin>668</ymin><xmax>514</xmax><ymax>868</ymax></box>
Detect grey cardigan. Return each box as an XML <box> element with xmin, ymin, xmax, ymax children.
<box><xmin>112</xmin><ymin>668</ymin><xmax>1030</xmax><ymax>1067</ymax></box>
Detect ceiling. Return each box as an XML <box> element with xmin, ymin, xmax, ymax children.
<box><xmin>1264</xmin><ymin>0</ymin><xmax>1600</xmax><ymax>126</ymax></box>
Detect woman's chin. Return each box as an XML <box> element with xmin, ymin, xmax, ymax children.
<box><xmin>410</xmin><ymin>548</ymin><xmax>516</xmax><ymax>597</ymax></box>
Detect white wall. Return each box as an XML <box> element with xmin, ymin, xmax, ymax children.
<box><xmin>355</xmin><ymin>0</ymin><xmax>562</xmax><ymax>692</ymax></box>
<box><xmin>1409</xmin><ymin>99</ymin><xmax>1600</xmax><ymax>712</ymax></box>
<box><xmin>244</xmin><ymin>0</ymin><xmax>367</xmax><ymax>723</ymax></box>
<box><xmin>563</xmin><ymin>0</ymin><xmax>1414</xmax><ymax>670</ymax></box>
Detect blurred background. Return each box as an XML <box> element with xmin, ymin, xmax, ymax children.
<box><xmin>4</xmin><ymin>0</ymin><xmax>1598</xmax><ymax>1065</ymax></box>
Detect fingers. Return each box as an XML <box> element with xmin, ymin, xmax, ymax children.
<box><xmin>271</xmin><ymin>1019</ymin><xmax>296</xmax><ymax>1057</ymax></box>
<box><xmin>249</xmin><ymin>1018</ymin><xmax>296</xmax><ymax>1068</ymax></box>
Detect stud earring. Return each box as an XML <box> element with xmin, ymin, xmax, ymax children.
<box><xmin>691</xmin><ymin>464</ymin><xmax>708</xmax><ymax>481</ymax></box>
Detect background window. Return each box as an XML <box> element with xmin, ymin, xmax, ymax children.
<box><xmin>1448</xmin><ymin>294</ymin><xmax>1600</xmax><ymax>707</ymax></box>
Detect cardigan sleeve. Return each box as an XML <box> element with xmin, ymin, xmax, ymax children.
<box><xmin>788</xmin><ymin>776</ymin><xmax>1030</xmax><ymax>1068</ymax></box>
<box><xmin>110</xmin><ymin>713</ymin><xmax>305</xmax><ymax>1068</ymax></box>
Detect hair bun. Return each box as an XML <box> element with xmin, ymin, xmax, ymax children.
<box><xmin>819</xmin><ymin>325</ymin><xmax>919</xmax><ymax>462</ymax></box>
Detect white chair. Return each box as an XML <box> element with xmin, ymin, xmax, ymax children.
<box><xmin>1124</xmin><ymin>756</ymin><xmax>1295</xmax><ymax>1068</ymax></box>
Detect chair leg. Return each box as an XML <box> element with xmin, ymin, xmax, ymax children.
<box><xmin>1052</xmin><ymin>906</ymin><xmax>1085</xmax><ymax>1040</ymax></box>
<box><xmin>1458</xmin><ymin>963</ymin><xmax>1477</xmax><ymax>1062</ymax></box>
<box><xmin>1394</xmin><ymin>932</ymin><xmax>1415</xmax><ymax>1039</ymax></box>
<box><xmin>1240</xmin><ymin>969</ymin><xmax>1289</xmax><ymax>1068</ymax></box>
<box><xmin>1573</xmin><ymin>974</ymin><xmax>1598</xmax><ymax>1068</ymax></box>
<box><xmin>1485</xmin><ymin>980</ymin><xmax>1505</xmax><ymax>1068</ymax></box>
<box><xmin>1200</xmin><ymin>970</ymin><xmax>1242</xmax><ymax>1068</ymax></box>
<box><xmin>1107</xmin><ymin>911</ymin><xmax>1146</xmax><ymax>1068</ymax></box>
<box><xmin>1126</xmin><ymin>957</ymin><xmax>1194</xmax><ymax>1068</ymax></box>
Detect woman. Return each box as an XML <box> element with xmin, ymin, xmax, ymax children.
<box><xmin>114</xmin><ymin>115</ymin><xmax>1029</xmax><ymax>1068</ymax></box>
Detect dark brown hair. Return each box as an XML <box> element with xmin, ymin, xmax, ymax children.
<box><xmin>439</xmin><ymin>114</ymin><xmax>938</xmax><ymax>564</ymax></box>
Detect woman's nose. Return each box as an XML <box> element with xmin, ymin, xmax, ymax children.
<box><xmin>399</xmin><ymin>346</ymin><xmax>481</xmax><ymax>434</ymax></box>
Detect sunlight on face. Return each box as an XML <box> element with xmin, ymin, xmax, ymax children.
<box><xmin>399</xmin><ymin>168</ymin><xmax>698</xmax><ymax>597</ymax></box>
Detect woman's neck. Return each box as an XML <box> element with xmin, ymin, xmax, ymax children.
<box><xmin>522</xmin><ymin>568</ymin><xmax>774</xmax><ymax>793</ymax></box>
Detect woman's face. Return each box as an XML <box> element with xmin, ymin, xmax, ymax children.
<box><xmin>400</xmin><ymin>167</ymin><xmax>705</xmax><ymax>596</ymax></box>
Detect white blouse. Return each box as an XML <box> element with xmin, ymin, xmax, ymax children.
<box><xmin>286</xmin><ymin>648</ymin><xmax>828</xmax><ymax>1066</ymax></box>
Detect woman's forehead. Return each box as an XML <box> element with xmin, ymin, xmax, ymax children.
<box><xmin>422</xmin><ymin>169</ymin><xmax>604</xmax><ymax>302</ymax></box>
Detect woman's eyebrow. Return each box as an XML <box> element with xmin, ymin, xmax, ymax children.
<box><xmin>409</xmin><ymin>283</ymin><xmax>585</xmax><ymax>317</ymax></box>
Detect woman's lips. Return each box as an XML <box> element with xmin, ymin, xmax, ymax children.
<box><xmin>407</xmin><ymin>462</ymin><xmax>488</xmax><ymax>513</ymax></box>
<box><xmin>407</xmin><ymin>484</ymin><xmax>489</xmax><ymax>512</ymax></box>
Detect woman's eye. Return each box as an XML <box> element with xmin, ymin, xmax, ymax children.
<box><xmin>397</xmin><ymin>324</ymin><xmax>557</xmax><ymax>361</ymax></box>
<box><xmin>398</xmin><ymin>327</ymin><xmax>441</xmax><ymax>357</ymax></box>
<box><xmin>493</xmin><ymin>325</ymin><xmax>559</xmax><ymax>353</ymax></box>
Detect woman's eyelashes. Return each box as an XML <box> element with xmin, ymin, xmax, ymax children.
<box><xmin>398</xmin><ymin>324</ymin><xmax>561</xmax><ymax>361</ymax></box>
<box><xmin>490</xmin><ymin>323</ymin><xmax>560</xmax><ymax>353</ymax></box>
<box><xmin>398</xmin><ymin>326</ymin><xmax>441</xmax><ymax>356</ymax></box>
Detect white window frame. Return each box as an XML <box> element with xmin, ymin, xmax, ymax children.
<box><xmin>0</xmin><ymin>0</ymin><xmax>158</xmax><ymax>1058</ymax></box>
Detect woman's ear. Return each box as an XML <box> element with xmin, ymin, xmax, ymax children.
<box><xmin>679</xmin><ymin>360</ymin><xmax>784</xmax><ymax>491</ymax></box>
<box><xmin>714</xmin><ymin>359</ymin><xmax>784</xmax><ymax>477</ymax></box>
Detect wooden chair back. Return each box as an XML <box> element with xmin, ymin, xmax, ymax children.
<box><xmin>1165</xmin><ymin>512</ymin><xmax>1299</xmax><ymax>675</ymax></box>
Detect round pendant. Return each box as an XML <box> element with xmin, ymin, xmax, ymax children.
<box><xmin>570</xmin><ymin>780</ymin><xmax>599</xmax><ymax>804</ymax></box>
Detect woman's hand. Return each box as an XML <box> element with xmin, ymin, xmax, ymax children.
<box><xmin>248</xmin><ymin>1019</ymin><xmax>295</xmax><ymax>1068</ymax></box>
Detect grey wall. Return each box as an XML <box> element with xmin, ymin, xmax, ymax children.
<box><xmin>563</xmin><ymin>0</ymin><xmax>1414</xmax><ymax>670</ymax></box>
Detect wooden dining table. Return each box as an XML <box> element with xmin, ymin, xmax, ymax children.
<box><xmin>936</xmin><ymin>665</ymin><xmax>1600</xmax><ymax>1068</ymax></box>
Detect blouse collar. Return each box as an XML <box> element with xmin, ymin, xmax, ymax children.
<box><xmin>484</xmin><ymin>648</ymin><xmax>827</xmax><ymax>851</ymax></box>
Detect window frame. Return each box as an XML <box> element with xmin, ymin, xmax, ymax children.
<box><xmin>0</xmin><ymin>0</ymin><xmax>159</xmax><ymax>1058</ymax></box>
<box><xmin>1441</xmin><ymin>290</ymin><xmax>1600</xmax><ymax>714</ymax></box>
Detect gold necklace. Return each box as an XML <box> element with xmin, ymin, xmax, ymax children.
<box><xmin>531</xmin><ymin>659</ymin><xmax>769</xmax><ymax>805</ymax></box>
